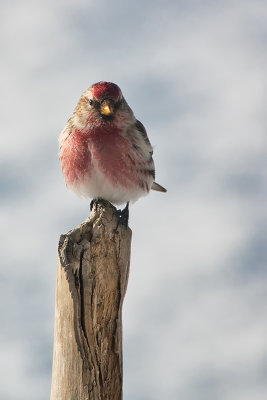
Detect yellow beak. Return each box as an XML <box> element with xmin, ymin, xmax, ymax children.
<box><xmin>100</xmin><ymin>100</ymin><xmax>114</xmax><ymax>116</ymax></box>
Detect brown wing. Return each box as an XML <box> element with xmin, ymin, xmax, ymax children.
<box><xmin>135</xmin><ymin>120</ymin><xmax>152</xmax><ymax>147</ymax></box>
<box><xmin>135</xmin><ymin>120</ymin><xmax>167</xmax><ymax>193</ymax></box>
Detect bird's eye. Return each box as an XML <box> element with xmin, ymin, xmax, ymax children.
<box><xmin>89</xmin><ymin>99</ymin><xmax>93</xmax><ymax>106</ymax></box>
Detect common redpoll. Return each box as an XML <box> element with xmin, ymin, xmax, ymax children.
<box><xmin>59</xmin><ymin>81</ymin><xmax>166</xmax><ymax>206</ymax></box>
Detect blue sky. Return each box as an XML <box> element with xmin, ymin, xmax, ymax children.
<box><xmin>1</xmin><ymin>1</ymin><xmax>267</xmax><ymax>399</ymax></box>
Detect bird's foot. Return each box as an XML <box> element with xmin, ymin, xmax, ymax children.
<box><xmin>90</xmin><ymin>197</ymin><xmax>105</xmax><ymax>211</ymax></box>
<box><xmin>90</xmin><ymin>199</ymin><xmax>95</xmax><ymax>211</ymax></box>
<box><xmin>116</xmin><ymin>202</ymin><xmax>129</xmax><ymax>229</ymax></box>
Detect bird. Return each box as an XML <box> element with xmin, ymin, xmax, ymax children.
<box><xmin>59</xmin><ymin>81</ymin><xmax>166</xmax><ymax>220</ymax></box>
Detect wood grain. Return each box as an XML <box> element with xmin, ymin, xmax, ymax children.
<box><xmin>50</xmin><ymin>200</ymin><xmax>132</xmax><ymax>400</ymax></box>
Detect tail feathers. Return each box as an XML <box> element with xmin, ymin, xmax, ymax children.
<box><xmin>151</xmin><ymin>181</ymin><xmax>167</xmax><ymax>193</ymax></box>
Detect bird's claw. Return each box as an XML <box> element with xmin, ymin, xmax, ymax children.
<box><xmin>90</xmin><ymin>199</ymin><xmax>95</xmax><ymax>211</ymax></box>
<box><xmin>116</xmin><ymin>202</ymin><xmax>129</xmax><ymax>229</ymax></box>
<box><xmin>90</xmin><ymin>197</ymin><xmax>104</xmax><ymax>211</ymax></box>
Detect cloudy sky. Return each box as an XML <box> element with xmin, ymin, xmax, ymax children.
<box><xmin>1</xmin><ymin>0</ymin><xmax>267</xmax><ymax>399</ymax></box>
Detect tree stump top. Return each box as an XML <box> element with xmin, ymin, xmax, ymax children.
<box><xmin>51</xmin><ymin>200</ymin><xmax>132</xmax><ymax>400</ymax></box>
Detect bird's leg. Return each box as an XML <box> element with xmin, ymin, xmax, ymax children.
<box><xmin>116</xmin><ymin>202</ymin><xmax>129</xmax><ymax>229</ymax></box>
<box><xmin>90</xmin><ymin>197</ymin><xmax>105</xmax><ymax>211</ymax></box>
<box><xmin>120</xmin><ymin>201</ymin><xmax>129</xmax><ymax>225</ymax></box>
<box><xmin>90</xmin><ymin>199</ymin><xmax>95</xmax><ymax>211</ymax></box>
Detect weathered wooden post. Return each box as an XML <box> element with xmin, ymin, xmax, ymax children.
<box><xmin>50</xmin><ymin>199</ymin><xmax>132</xmax><ymax>400</ymax></box>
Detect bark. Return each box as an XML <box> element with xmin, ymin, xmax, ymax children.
<box><xmin>50</xmin><ymin>199</ymin><xmax>132</xmax><ymax>400</ymax></box>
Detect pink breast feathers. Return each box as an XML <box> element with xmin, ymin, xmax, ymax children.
<box><xmin>90</xmin><ymin>126</ymin><xmax>140</xmax><ymax>189</ymax></box>
<box><xmin>61</xmin><ymin>125</ymin><xmax>140</xmax><ymax>192</ymax></box>
<box><xmin>61</xmin><ymin>129</ymin><xmax>92</xmax><ymax>186</ymax></box>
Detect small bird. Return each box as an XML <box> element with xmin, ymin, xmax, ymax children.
<box><xmin>59</xmin><ymin>81</ymin><xmax>166</xmax><ymax>211</ymax></box>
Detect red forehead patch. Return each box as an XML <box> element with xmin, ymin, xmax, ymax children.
<box><xmin>92</xmin><ymin>81</ymin><xmax>121</xmax><ymax>100</ymax></box>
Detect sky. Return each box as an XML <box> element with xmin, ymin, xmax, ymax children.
<box><xmin>1</xmin><ymin>0</ymin><xmax>267</xmax><ymax>399</ymax></box>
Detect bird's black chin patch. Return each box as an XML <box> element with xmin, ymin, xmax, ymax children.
<box><xmin>100</xmin><ymin>114</ymin><xmax>114</xmax><ymax>121</ymax></box>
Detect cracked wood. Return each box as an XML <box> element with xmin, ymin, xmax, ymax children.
<box><xmin>50</xmin><ymin>200</ymin><xmax>132</xmax><ymax>400</ymax></box>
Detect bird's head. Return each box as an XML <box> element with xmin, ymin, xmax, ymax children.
<box><xmin>73</xmin><ymin>81</ymin><xmax>133</xmax><ymax>128</ymax></box>
<box><xmin>91</xmin><ymin>81</ymin><xmax>123</xmax><ymax>119</ymax></box>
